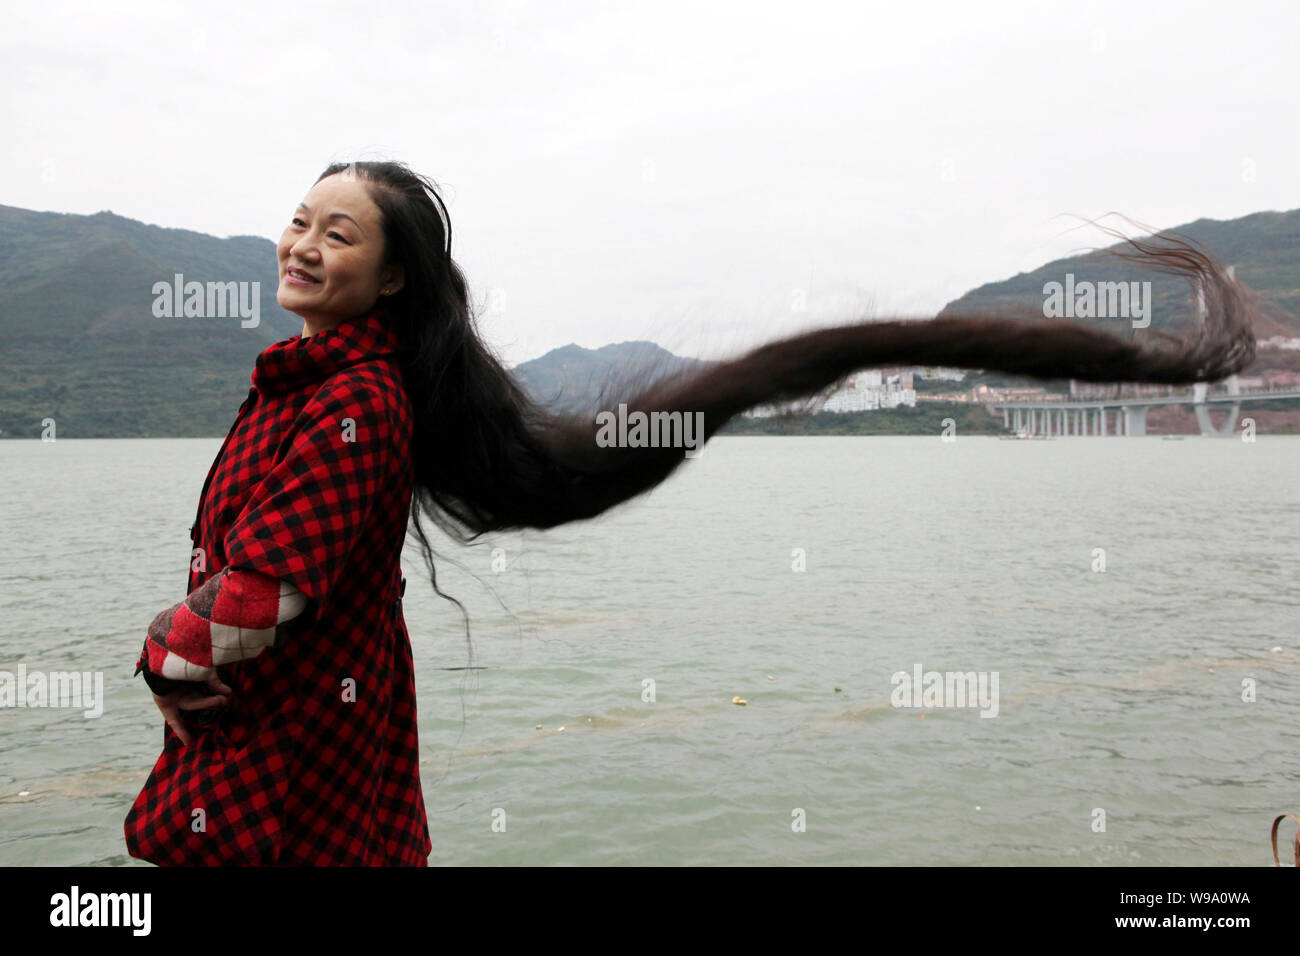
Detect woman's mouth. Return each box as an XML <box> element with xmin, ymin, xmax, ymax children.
<box><xmin>285</xmin><ymin>267</ymin><xmax>321</xmax><ymax>287</ymax></box>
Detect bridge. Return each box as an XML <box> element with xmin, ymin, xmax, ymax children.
<box><xmin>987</xmin><ymin>377</ymin><xmax>1300</xmax><ymax>436</ymax></box>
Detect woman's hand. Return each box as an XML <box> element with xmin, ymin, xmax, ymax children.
<box><xmin>151</xmin><ymin>674</ymin><xmax>232</xmax><ymax>747</ymax></box>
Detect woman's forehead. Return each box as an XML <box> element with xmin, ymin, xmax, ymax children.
<box><xmin>302</xmin><ymin>175</ymin><xmax>379</xmax><ymax>219</ymax></box>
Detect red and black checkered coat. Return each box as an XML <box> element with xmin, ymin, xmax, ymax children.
<box><xmin>124</xmin><ymin>307</ymin><xmax>431</xmax><ymax>866</ymax></box>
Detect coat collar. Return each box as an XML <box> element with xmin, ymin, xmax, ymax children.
<box><xmin>252</xmin><ymin>306</ymin><xmax>401</xmax><ymax>394</ymax></box>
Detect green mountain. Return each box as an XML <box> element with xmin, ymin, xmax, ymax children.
<box><xmin>0</xmin><ymin>205</ymin><xmax>300</xmax><ymax>438</ymax></box>
<box><xmin>937</xmin><ymin>210</ymin><xmax>1300</xmax><ymax>339</ymax></box>
<box><xmin>1</xmin><ymin>203</ymin><xmax>1297</xmax><ymax>438</ymax></box>
<box><xmin>512</xmin><ymin>341</ymin><xmax>710</xmax><ymax>415</ymax></box>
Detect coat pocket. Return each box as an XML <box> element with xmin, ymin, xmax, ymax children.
<box><xmin>124</xmin><ymin>695</ymin><xmax>305</xmax><ymax>866</ymax></box>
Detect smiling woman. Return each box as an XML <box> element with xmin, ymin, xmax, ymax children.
<box><xmin>125</xmin><ymin>159</ymin><xmax>1262</xmax><ymax>867</ymax></box>
<box><xmin>278</xmin><ymin>178</ymin><xmax>405</xmax><ymax>336</ymax></box>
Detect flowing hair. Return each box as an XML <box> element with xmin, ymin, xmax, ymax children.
<box><xmin>319</xmin><ymin>161</ymin><xmax>1259</xmax><ymax>649</ymax></box>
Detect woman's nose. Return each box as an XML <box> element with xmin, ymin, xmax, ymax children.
<box><xmin>290</xmin><ymin>234</ymin><xmax>321</xmax><ymax>261</ymax></box>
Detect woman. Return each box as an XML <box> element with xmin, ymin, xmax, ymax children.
<box><xmin>125</xmin><ymin>160</ymin><xmax>1259</xmax><ymax>866</ymax></box>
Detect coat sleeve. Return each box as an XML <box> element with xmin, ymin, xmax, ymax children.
<box><xmin>221</xmin><ymin>376</ymin><xmax>394</xmax><ymax>606</ymax></box>
<box><xmin>134</xmin><ymin>567</ymin><xmax>308</xmax><ymax>684</ymax></box>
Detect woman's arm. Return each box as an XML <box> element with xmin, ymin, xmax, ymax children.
<box><xmin>134</xmin><ymin>566</ymin><xmax>308</xmax><ymax>685</ymax></box>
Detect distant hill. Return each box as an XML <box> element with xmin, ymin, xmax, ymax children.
<box><xmin>938</xmin><ymin>210</ymin><xmax>1300</xmax><ymax>340</ymax></box>
<box><xmin>0</xmin><ymin>205</ymin><xmax>302</xmax><ymax>438</ymax></box>
<box><xmin>2</xmin><ymin>203</ymin><xmax>1297</xmax><ymax>437</ymax></box>
<box><xmin>511</xmin><ymin>340</ymin><xmax>711</xmax><ymax>415</ymax></box>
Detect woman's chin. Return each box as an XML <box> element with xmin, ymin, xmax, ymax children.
<box><xmin>276</xmin><ymin>288</ymin><xmax>311</xmax><ymax>315</ymax></box>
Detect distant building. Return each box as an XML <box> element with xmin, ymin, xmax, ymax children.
<box><xmin>1265</xmin><ymin>370</ymin><xmax>1300</xmax><ymax>387</ymax></box>
<box><xmin>917</xmin><ymin>367</ymin><xmax>966</xmax><ymax>381</ymax></box>
<box><xmin>1260</xmin><ymin>336</ymin><xmax>1300</xmax><ymax>350</ymax></box>
<box><xmin>973</xmin><ymin>384</ymin><xmax>1057</xmax><ymax>402</ymax></box>
<box><xmin>821</xmin><ymin>387</ymin><xmax>880</xmax><ymax>413</ymax></box>
<box><xmin>1069</xmin><ymin>380</ymin><xmax>1169</xmax><ymax>399</ymax></box>
<box><xmin>818</xmin><ymin>369</ymin><xmax>915</xmax><ymax>413</ymax></box>
<box><xmin>743</xmin><ymin>401</ymin><xmax>798</xmax><ymax>418</ymax></box>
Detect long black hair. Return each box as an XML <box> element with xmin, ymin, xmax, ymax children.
<box><xmin>320</xmin><ymin>160</ymin><xmax>1259</xmax><ymax>648</ymax></box>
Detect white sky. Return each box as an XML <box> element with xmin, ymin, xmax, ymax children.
<box><xmin>4</xmin><ymin>0</ymin><xmax>1298</xmax><ymax>365</ymax></box>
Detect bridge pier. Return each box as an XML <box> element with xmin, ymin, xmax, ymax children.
<box><xmin>1123</xmin><ymin>405</ymin><xmax>1148</xmax><ymax>436</ymax></box>
<box><xmin>1192</xmin><ymin>379</ymin><xmax>1242</xmax><ymax>437</ymax></box>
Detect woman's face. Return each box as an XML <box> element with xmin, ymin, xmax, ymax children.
<box><xmin>276</xmin><ymin>173</ymin><xmax>403</xmax><ymax>335</ymax></box>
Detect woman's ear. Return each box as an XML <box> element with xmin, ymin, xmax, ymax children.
<box><xmin>381</xmin><ymin>263</ymin><xmax>405</xmax><ymax>296</ymax></box>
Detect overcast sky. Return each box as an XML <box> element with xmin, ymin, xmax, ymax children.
<box><xmin>5</xmin><ymin>0</ymin><xmax>1298</xmax><ymax>365</ymax></box>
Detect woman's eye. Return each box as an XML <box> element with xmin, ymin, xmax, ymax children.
<box><xmin>288</xmin><ymin>218</ymin><xmax>347</xmax><ymax>243</ymax></box>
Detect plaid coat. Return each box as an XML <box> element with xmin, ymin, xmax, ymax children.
<box><xmin>124</xmin><ymin>306</ymin><xmax>431</xmax><ymax>866</ymax></box>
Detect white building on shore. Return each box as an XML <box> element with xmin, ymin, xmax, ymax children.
<box><xmin>819</xmin><ymin>369</ymin><xmax>916</xmax><ymax>413</ymax></box>
<box><xmin>917</xmin><ymin>367</ymin><xmax>967</xmax><ymax>382</ymax></box>
<box><xmin>743</xmin><ymin>367</ymin><xmax>923</xmax><ymax>417</ymax></box>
